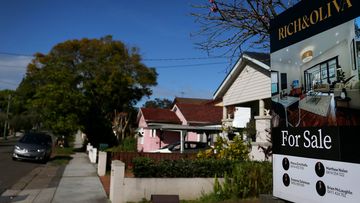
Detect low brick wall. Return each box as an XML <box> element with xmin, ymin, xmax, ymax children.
<box><xmin>123</xmin><ymin>178</ymin><xmax>220</xmax><ymax>202</ymax></box>
<box><xmin>110</xmin><ymin>160</ymin><xmax>222</xmax><ymax>203</ymax></box>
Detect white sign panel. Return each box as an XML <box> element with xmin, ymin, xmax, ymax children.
<box><xmin>273</xmin><ymin>154</ymin><xmax>360</xmax><ymax>203</ymax></box>
<box><xmin>232</xmin><ymin>107</ymin><xmax>250</xmax><ymax>128</ymax></box>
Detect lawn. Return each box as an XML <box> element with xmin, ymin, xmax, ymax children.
<box><xmin>49</xmin><ymin>146</ymin><xmax>74</xmax><ymax>165</ymax></box>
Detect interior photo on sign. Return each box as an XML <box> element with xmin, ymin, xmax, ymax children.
<box><xmin>271</xmin><ymin>18</ymin><xmax>360</xmax><ymax>127</ymax></box>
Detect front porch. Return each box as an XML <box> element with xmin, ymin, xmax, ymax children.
<box><xmin>222</xmin><ymin>99</ymin><xmax>272</xmax><ymax>161</ymax></box>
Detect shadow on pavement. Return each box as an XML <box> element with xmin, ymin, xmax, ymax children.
<box><xmin>0</xmin><ymin>194</ymin><xmax>28</xmax><ymax>203</ymax></box>
<box><xmin>49</xmin><ymin>155</ymin><xmax>73</xmax><ymax>162</ymax></box>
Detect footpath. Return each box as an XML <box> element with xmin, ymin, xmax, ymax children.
<box><xmin>0</xmin><ymin>131</ymin><xmax>108</xmax><ymax>203</ymax></box>
<box><xmin>51</xmin><ymin>153</ymin><xmax>108</xmax><ymax>203</ymax></box>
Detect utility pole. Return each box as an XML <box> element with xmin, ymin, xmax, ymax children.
<box><xmin>3</xmin><ymin>94</ymin><xmax>11</xmax><ymax>140</ymax></box>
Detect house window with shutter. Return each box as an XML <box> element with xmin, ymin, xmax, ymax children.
<box><xmin>151</xmin><ymin>129</ymin><xmax>156</xmax><ymax>138</ymax></box>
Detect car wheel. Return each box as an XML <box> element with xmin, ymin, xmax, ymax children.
<box><xmin>41</xmin><ymin>156</ymin><xmax>49</xmax><ymax>164</ymax></box>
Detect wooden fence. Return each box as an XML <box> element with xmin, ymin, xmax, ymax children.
<box><xmin>111</xmin><ymin>152</ymin><xmax>197</xmax><ymax>167</ymax></box>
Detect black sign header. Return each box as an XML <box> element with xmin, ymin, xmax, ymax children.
<box><xmin>270</xmin><ymin>0</ymin><xmax>360</xmax><ymax>53</ymax></box>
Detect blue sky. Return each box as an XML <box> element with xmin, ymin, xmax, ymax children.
<box><xmin>0</xmin><ymin>0</ymin><xmax>231</xmax><ymax>105</ymax></box>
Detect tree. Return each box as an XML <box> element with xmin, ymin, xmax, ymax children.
<box><xmin>192</xmin><ymin>0</ymin><xmax>299</xmax><ymax>57</ymax></box>
<box><xmin>143</xmin><ymin>98</ymin><xmax>173</xmax><ymax>109</ymax></box>
<box><xmin>16</xmin><ymin>36</ymin><xmax>157</xmax><ymax>146</ymax></box>
<box><xmin>0</xmin><ymin>90</ymin><xmax>14</xmax><ymax>137</ymax></box>
<box><xmin>112</xmin><ymin>111</ymin><xmax>131</xmax><ymax>142</ymax></box>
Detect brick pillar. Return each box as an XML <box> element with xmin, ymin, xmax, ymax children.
<box><xmin>110</xmin><ymin>160</ymin><xmax>125</xmax><ymax>203</ymax></box>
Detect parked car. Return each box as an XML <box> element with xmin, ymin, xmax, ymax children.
<box><xmin>152</xmin><ymin>141</ymin><xmax>210</xmax><ymax>153</ymax></box>
<box><xmin>12</xmin><ymin>132</ymin><xmax>53</xmax><ymax>163</ymax></box>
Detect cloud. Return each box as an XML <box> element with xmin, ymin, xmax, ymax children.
<box><xmin>0</xmin><ymin>55</ymin><xmax>32</xmax><ymax>90</ymax></box>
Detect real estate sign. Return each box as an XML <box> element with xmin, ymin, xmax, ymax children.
<box><xmin>270</xmin><ymin>0</ymin><xmax>360</xmax><ymax>202</ymax></box>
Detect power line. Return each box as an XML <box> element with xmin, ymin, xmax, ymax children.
<box><xmin>0</xmin><ymin>61</ymin><xmax>228</xmax><ymax>70</ymax></box>
<box><xmin>0</xmin><ymin>51</ymin><xmax>230</xmax><ymax>70</ymax></box>
<box><xmin>0</xmin><ymin>50</ymin><xmax>231</xmax><ymax>61</ymax></box>
<box><xmin>0</xmin><ymin>51</ymin><xmax>33</xmax><ymax>57</ymax></box>
<box><xmin>155</xmin><ymin>62</ymin><xmax>228</xmax><ymax>69</ymax></box>
<box><xmin>0</xmin><ymin>64</ymin><xmax>27</xmax><ymax>69</ymax></box>
<box><xmin>0</xmin><ymin>80</ymin><xmax>17</xmax><ymax>86</ymax></box>
<box><xmin>143</xmin><ymin>56</ymin><xmax>231</xmax><ymax>61</ymax></box>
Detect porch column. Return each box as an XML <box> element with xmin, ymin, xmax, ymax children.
<box><xmin>180</xmin><ymin>130</ymin><xmax>186</xmax><ymax>153</ymax></box>
<box><xmin>259</xmin><ymin>99</ymin><xmax>265</xmax><ymax>116</ymax></box>
<box><xmin>251</xmin><ymin>115</ymin><xmax>272</xmax><ymax>161</ymax></box>
<box><xmin>223</xmin><ymin>106</ymin><xmax>227</xmax><ymax>119</ymax></box>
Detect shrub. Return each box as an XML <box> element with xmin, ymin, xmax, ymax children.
<box><xmin>213</xmin><ymin>161</ymin><xmax>272</xmax><ymax>200</ymax></box>
<box><xmin>132</xmin><ymin>157</ymin><xmax>157</xmax><ymax>177</ymax></box>
<box><xmin>132</xmin><ymin>157</ymin><xmax>236</xmax><ymax>178</ymax></box>
<box><xmin>107</xmin><ymin>136</ymin><xmax>137</xmax><ymax>152</ymax></box>
<box><xmin>197</xmin><ymin>136</ymin><xmax>250</xmax><ymax>161</ymax></box>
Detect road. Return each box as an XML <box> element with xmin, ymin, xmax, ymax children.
<box><xmin>0</xmin><ymin>136</ymin><xmax>41</xmax><ymax>195</ymax></box>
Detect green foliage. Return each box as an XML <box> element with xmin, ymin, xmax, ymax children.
<box><xmin>53</xmin><ymin>146</ymin><xmax>74</xmax><ymax>156</ymax></box>
<box><xmin>337</xmin><ymin>68</ymin><xmax>345</xmax><ymax>82</ymax></box>
<box><xmin>132</xmin><ymin>157</ymin><xmax>235</xmax><ymax>178</ymax></box>
<box><xmin>9</xmin><ymin>112</ymin><xmax>40</xmax><ymax>132</ymax></box>
<box><xmin>50</xmin><ymin>146</ymin><xmax>74</xmax><ymax>166</ymax></box>
<box><xmin>143</xmin><ymin>98</ymin><xmax>173</xmax><ymax>109</ymax></box>
<box><xmin>132</xmin><ymin>157</ymin><xmax>157</xmax><ymax>177</ymax></box>
<box><xmin>197</xmin><ymin>136</ymin><xmax>250</xmax><ymax>161</ymax></box>
<box><xmin>211</xmin><ymin>161</ymin><xmax>272</xmax><ymax>200</ymax></box>
<box><xmin>244</xmin><ymin>119</ymin><xmax>256</xmax><ymax>141</ymax></box>
<box><xmin>15</xmin><ymin>36</ymin><xmax>157</xmax><ymax>145</ymax></box>
<box><xmin>106</xmin><ymin>136</ymin><xmax>137</xmax><ymax>152</ymax></box>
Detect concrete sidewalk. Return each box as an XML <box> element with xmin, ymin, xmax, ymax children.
<box><xmin>0</xmin><ymin>164</ymin><xmax>65</xmax><ymax>203</ymax></box>
<box><xmin>1</xmin><ymin>153</ymin><xmax>108</xmax><ymax>203</ymax></box>
<box><xmin>1</xmin><ymin>130</ymin><xmax>108</xmax><ymax>202</ymax></box>
<box><xmin>51</xmin><ymin>153</ymin><xmax>108</xmax><ymax>203</ymax></box>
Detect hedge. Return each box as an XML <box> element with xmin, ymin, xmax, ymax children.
<box><xmin>132</xmin><ymin>157</ymin><xmax>236</xmax><ymax>178</ymax></box>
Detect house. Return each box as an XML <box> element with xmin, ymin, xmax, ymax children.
<box><xmin>213</xmin><ymin>52</ymin><xmax>272</xmax><ymax>161</ymax></box>
<box><xmin>271</xmin><ymin>19</ymin><xmax>360</xmax><ymax>127</ymax></box>
<box><xmin>172</xmin><ymin>101</ymin><xmax>222</xmax><ymax>142</ymax></box>
<box><xmin>137</xmin><ymin>98</ymin><xmax>222</xmax><ymax>152</ymax></box>
<box><xmin>137</xmin><ymin>108</ymin><xmax>182</xmax><ymax>152</ymax></box>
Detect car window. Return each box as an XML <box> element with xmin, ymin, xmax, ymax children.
<box><xmin>20</xmin><ymin>133</ymin><xmax>52</xmax><ymax>145</ymax></box>
<box><xmin>171</xmin><ymin>144</ymin><xmax>180</xmax><ymax>151</ymax></box>
<box><xmin>189</xmin><ymin>143</ymin><xmax>197</xmax><ymax>149</ymax></box>
<box><xmin>197</xmin><ymin>143</ymin><xmax>207</xmax><ymax>149</ymax></box>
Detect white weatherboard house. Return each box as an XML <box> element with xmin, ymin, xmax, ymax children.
<box><xmin>213</xmin><ymin>52</ymin><xmax>272</xmax><ymax>161</ymax></box>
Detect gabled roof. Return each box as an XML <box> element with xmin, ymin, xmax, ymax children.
<box><xmin>174</xmin><ymin>103</ymin><xmax>222</xmax><ymax>125</ymax></box>
<box><xmin>213</xmin><ymin>52</ymin><xmax>270</xmax><ymax>99</ymax></box>
<box><xmin>243</xmin><ymin>52</ymin><xmax>270</xmax><ymax>66</ymax></box>
<box><xmin>139</xmin><ymin>108</ymin><xmax>181</xmax><ymax>124</ymax></box>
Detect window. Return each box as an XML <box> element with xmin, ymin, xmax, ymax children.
<box><xmin>271</xmin><ymin>71</ymin><xmax>279</xmax><ymax>95</ymax></box>
<box><xmin>281</xmin><ymin>73</ymin><xmax>287</xmax><ymax>90</ymax></box>
<box><xmin>151</xmin><ymin>129</ymin><xmax>156</xmax><ymax>138</ymax></box>
<box><xmin>304</xmin><ymin>57</ymin><xmax>338</xmax><ymax>92</ymax></box>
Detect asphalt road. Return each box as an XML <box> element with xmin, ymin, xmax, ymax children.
<box><xmin>0</xmin><ymin>136</ymin><xmax>41</xmax><ymax>195</ymax></box>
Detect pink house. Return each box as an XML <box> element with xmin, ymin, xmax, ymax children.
<box><xmin>137</xmin><ymin>108</ymin><xmax>182</xmax><ymax>152</ymax></box>
<box><xmin>137</xmin><ymin>98</ymin><xmax>223</xmax><ymax>152</ymax></box>
<box><xmin>172</xmin><ymin>101</ymin><xmax>223</xmax><ymax>141</ymax></box>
